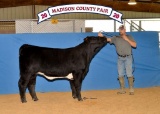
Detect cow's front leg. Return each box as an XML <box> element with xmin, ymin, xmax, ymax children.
<box><xmin>18</xmin><ymin>78</ymin><xmax>28</xmax><ymax>103</ymax></box>
<box><xmin>69</xmin><ymin>80</ymin><xmax>77</xmax><ymax>99</ymax></box>
<box><xmin>28</xmin><ymin>75</ymin><xmax>38</xmax><ymax>101</ymax></box>
<box><xmin>74</xmin><ymin>78</ymin><xmax>83</xmax><ymax>101</ymax></box>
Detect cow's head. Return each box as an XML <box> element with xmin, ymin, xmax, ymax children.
<box><xmin>84</xmin><ymin>36</ymin><xmax>107</xmax><ymax>53</ymax></box>
<box><xmin>84</xmin><ymin>36</ymin><xmax>107</xmax><ymax>44</ymax></box>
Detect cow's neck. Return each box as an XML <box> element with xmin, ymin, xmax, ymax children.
<box><xmin>87</xmin><ymin>45</ymin><xmax>100</xmax><ymax>62</ymax></box>
<box><xmin>77</xmin><ymin>42</ymin><xmax>100</xmax><ymax>63</ymax></box>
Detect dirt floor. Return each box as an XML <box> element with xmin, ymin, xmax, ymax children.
<box><xmin>0</xmin><ymin>87</ymin><xmax>160</xmax><ymax>114</ymax></box>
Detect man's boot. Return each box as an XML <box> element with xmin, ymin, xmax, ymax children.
<box><xmin>128</xmin><ymin>77</ymin><xmax>134</xmax><ymax>95</ymax></box>
<box><xmin>117</xmin><ymin>76</ymin><xmax>126</xmax><ymax>94</ymax></box>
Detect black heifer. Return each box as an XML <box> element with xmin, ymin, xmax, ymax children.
<box><xmin>18</xmin><ymin>36</ymin><xmax>107</xmax><ymax>103</ymax></box>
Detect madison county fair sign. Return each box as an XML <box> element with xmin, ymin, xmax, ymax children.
<box><xmin>37</xmin><ymin>4</ymin><xmax>123</xmax><ymax>24</ymax></box>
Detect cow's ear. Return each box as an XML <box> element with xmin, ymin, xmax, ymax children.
<box><xmin>84</xmin><ymin>37</ymin><xmax>88</xmax><ymax>42</ymax></box>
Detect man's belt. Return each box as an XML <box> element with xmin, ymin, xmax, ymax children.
<box><xmin>118</xmin><ymin>54</ymin><xmax>132</xmax><ymax>57</ymax></box>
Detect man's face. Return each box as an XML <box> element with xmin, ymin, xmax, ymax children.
<box><xmin>119</xmin><ymin>28</ymin><xmax>126</xmax><ymax>35</ymax></box>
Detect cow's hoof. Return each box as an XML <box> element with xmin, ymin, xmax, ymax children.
<box><xmin>73</xmin><ymin>97</ymin><xmax>77</xmax><ymax>99</ymax></box>
<box><xmin>33</xmin><ymin>98</ymin><xmax>39</xmax><ymax>101</ymax></box>
<box><xmin>21</xmin><ymin>100</ymin><xmax>27</xmax><ymax>103</ymax></box>
<box><xmin>78</xmin><ymin>98</ymin><xmax>83</xmax><ymax>101</ymax></box>
<box><xmin>21</xmin><ymin>98</ymin><xmax>27</xmax><ymax>103</ymax></box>
<box><xmin>72</xmin><ymin>95</ymin><xmax>77</xmax><ymax>99</ymax></box>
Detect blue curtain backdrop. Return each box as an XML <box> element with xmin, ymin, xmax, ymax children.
<box><xmin>0</xmin><ymin>32</ymin><xmax>160</xmax><ymax>94</ymax></box>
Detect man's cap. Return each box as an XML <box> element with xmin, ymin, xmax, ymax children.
<box><xmin>118</xmin><ymin>25</ymin><xmax>126</xmax><ymax>30</ymax></box>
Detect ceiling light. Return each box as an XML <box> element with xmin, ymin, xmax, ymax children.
<box><xmin>128</xmin><ymin>0</ymin><xmax>137</xmax><ymax>5</ymax></box>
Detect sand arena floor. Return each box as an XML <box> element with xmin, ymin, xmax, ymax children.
<box><xmin>0</xmin><ymin>87</ymin><xmax>160</xmax><ymax>114</ymax></box>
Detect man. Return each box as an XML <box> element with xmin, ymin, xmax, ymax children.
<box><xmin>98</xmin><ymin>25</ymin><xmax>137</xmax><ymax>95</ymax></box>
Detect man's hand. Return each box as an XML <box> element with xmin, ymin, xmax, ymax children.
<box><xmin>98</xmin><ymin>32</ymin><xmax>104</xmax><ymax>37</ymax></box>
<box><xmin>98</xmin><ymin>32</ymin><xmax>112</xmax><ymax>42</ymax></box>
<box><xmin>121</xmin><ymin>35</ymin><xmax>137</xmax><ymax>48</ymax></box>
<box><xmin>121</xmin><ymin>35</ymin><xmax>129</xmax><ymax>41</ymax></box>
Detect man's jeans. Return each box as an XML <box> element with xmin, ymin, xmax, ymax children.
<box><xmin>117</xmin><ymin>55</ymin><xmax>133</xmax><ymax>77</ymax></box>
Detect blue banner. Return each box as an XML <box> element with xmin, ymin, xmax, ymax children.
<box><xmin>0</xmin><ymin>32</ymin><xmax>159</xmax><ymax>94</ymax></box>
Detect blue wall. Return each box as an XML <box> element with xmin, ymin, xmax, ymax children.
<box><xmin>0</xmin><ymin>32</ymin><xmax>160</xmax><ymax>94</ymax></box>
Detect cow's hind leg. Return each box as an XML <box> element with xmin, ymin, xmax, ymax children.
<box><xmin>70</xmin><ymin>80</ymin><xmax>77</xmax><ymax>99</ymax></box>
<box><xmin>18</xmin><ymin>76</ymin><xmax>29</xmax><ymax>103</ymax></box>
<box><xmin>28</xmin><ymin>74</ymin><xmax>38</xmax><ymax>101</ymax></box>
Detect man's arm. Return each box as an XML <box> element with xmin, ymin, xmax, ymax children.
<box><xmin>98</xmin><ymin>32</ymin><xmax>111</xmax><ymax>42</ymax></box>
<box><xmin>122</xmin><ymin>35</ymin><xmax>137</xmax><ymax>48</ymax></box>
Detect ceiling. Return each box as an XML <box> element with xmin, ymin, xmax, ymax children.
<box><xmin>0</xmin><ymin>0</ymin><xmax>160</xmax><ymax>13</ymax></box>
